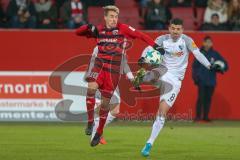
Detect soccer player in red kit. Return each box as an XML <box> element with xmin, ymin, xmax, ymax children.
<box><xmin>76</xmin><ymin>5</ymin><xmax>165</xmax><ymax>147</ymax></box>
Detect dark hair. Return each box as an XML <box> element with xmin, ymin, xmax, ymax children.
<box><xmin>204</xmin><ymin>36</ymin><xmax>212</xmax><ymax>41</ymax></box>
<box><xmin>170</xmin><ymin>18</ymin><xmax>183</xmax><ymax>25</ymax></box>
<box><xmin>211</xmin><ymin>13</ymin><xmax>219</xmax><ymax>18</ymax></box>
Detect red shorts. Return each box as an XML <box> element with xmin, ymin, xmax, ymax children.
<box><xmin>86</xmin><ymin>67</ymin><xmax>120</xmax><ymax>98</ymax></box>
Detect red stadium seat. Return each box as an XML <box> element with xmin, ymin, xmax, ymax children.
<box><xmin>88</xmin><ymin>6</ymin><xmax>141</xmax><ymax>29</ymax></box>
<box><xmin>1</xmin><ymin>0</ymin><xmax>10</xmax><ymax>11</ymax></box>
<box><xmin>115</xmin><ymin>0</ymin><xmax>137</xmax><ymax>8</ymax></box>
<box><xmin>170</xmin><ymin>7</ymin><xmax>195</xmax><ymax>30</ymax></box>
<box><xmin>196</xmin><ymin>7</ymin><xmax>206</xmax><ymax>28</ymax></box>
<box><xmin>87</xmin><ymin>7</ymin><xmax>104</xmax><ymax>25</ymax></box>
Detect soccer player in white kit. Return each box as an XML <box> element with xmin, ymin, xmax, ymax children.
<box><xmin>137</xmin><ymin>18</ymin><xmax>213</xmax><ymax>157</ymax></box>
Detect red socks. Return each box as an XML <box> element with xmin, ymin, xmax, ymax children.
<box><xmin>86</xmin><ymin>93</ymin><xmax>95</xmax><ymax>125</ymax></box>
<box><xmin>97</xmin><ymin>107</ymin><xmax>109</xmax><ymax>135</ymax></box>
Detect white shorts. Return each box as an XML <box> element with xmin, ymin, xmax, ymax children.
<box><xmin>159</xmin><ymin>72</ymin><xmax>182</xmax><ymax>107</ymax></box>
<box><xmin>95</xmin><ymin>87</ymin><xmax>120</xmax><ymax>105</ymax></box>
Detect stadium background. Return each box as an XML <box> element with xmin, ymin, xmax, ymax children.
<box><xmin>0</xmin><ymin>30</ymin><xmax>239</xmax><ymax>120</ymax></box>
<box><xmin>0</xmin><ymin>0</ymin><xmax>239</xmax><ymax>121</ymax></box>
<box><xmin>0</xmin><ymin>1</ymin><xmax>240</xmax><ymax>160</ymax></box>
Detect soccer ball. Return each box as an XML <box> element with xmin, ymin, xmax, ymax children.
<box><xmin>144</xmin><ymin>49</ymin><xmax>163</xmax><ymax>65</ymax></box>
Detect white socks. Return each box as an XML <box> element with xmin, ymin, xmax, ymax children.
<box><xmin>91</xmin><ymin>112</ymin><xmax>116</xmax><ymax>139</ymax></box>
<box><xmin>147</xmin><ymin>116</ymin><xmax>165</xmax><ymax>145</ymax></box>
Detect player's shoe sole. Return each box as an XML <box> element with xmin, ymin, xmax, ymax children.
<box><xmin>133</xmin><ymin>68</ymin><xmax>146</xmax><ymax>89</ymax></box>
<box><xmin>90</xmin><ymin>132</ymin><xmax>101</xmax><ymax>147</ymax></box>
<box><xmin>141</xmin><ymin>143</ymin><xmax>152</xmax><ymax>157</ymax></box>
<box><xmin>85</xmin><ymin>122</ymin><xmax>94</xmax><ymax>136</ymax></box>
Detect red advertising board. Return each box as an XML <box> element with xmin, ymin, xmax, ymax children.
<box><xmin>0</xmin><ymin>30</ymin><xmax>239</xmax><ymax>120</ymax></box>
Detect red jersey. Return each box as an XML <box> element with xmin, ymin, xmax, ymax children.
<box><xmin>76</xmin><ymin>23</ymin><xmax>156</xmax><ymax>73</ymax></box>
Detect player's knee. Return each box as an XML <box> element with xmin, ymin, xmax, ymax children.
<box><xmin>101</xmin><ymin>98</ymin><xmax>111</xmax><ymax>109</ymax></box>
<box><xmin>110</xmin><ymin>104</ymin><xmax>120</xmax><ymax>116</ymax></box>
<box><xmin>87</xmin><ymin>88</ymin><xmax>96</xmax><ymax>96</ymax></box>
<box><xmin>88</xmin><ymin>82</ymin><xmax>98</xmax><ymax>91</ymax></box>
<box><xmin>158</xmin><ymin>100</ymin><xmax>170</xmax><ymax>118</ymax></box>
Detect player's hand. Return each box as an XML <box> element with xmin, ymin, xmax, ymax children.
<box><xmin>210</xmin><ymin>64</ymin><xmax>224</xmax><ymax>74</ymax></box>
<box><xmin>138</xmin><ymin>57</ymin><xmax>147</xmax><ymax>67</ymax></box>
<box><xmin>153</xmin><ymin>44</ymin><xmax>165</xmax><ymax>55</ymax></box>
<box><xmin>87</xmin><ymin>24</ymin><xmax>99</xmax><ymax>38</ymax></box>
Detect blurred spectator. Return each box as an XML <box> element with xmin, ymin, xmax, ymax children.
<box><xmin>204</xmin><ymin>0</ymin><xmax>228</xmax><ymax>24</ymax></box>
<box><xmin>228</xmin><ymin>0</ymin><xmax>240</xmax><ymax>30</ymax></box>
<box><xmin>201</xmin><ymin>13</ymin><xmax>229</xmax><ymax>30</ymax></box>
<box><xmin>86</xmin><ymin>0</ymin><xmax>115</xmax><ymax>6</ymax></box>
<box><xmin>192</xmin><ymin>36</ymin><xmax>228</xmax><ymax>122</ymax></box>
<box><xmin>60</xmin><ymin>0</ymin><xmax>87</xmax><ymax>29</ymax></box>
<box><xmin>0</xmin><ymin>1</ymin><xmax>8</xmax><ymax>28</ymax></box>
<box><xmin>139</xmin><ymin>0</ymin><xmax>151</xmax><ymax>8</ymax></box>
<box><xmin>170</xmin><ymin>0</ymin><xmax>192</xmax><ymax>7</ymax></box>
<box><xmin>55</xmin><ymin>0</ymin><xmax>67</xmax><ymax>19</ymax></box>
<box><xmin>7</xmin><ymin>0</ymin><xmax>37</xmax><ymax>28</ymax></box>
<box><xmin>194</xmin><ymin>0</ymin><xmax>208</xmax><ymax>7</ymax></box>
<box><xmin>137</xmin><ymin>0</ymin><xmax>151</xmax><ymax>18</ymax></box>
<box><xmin>34</xmin><ymin>0</ymin><xmax>57</xmax><ymax>29</ymax></box>
<box><xmin>144</xmin><ymin>0</ymin><xmax>172</xmax><ymax>30</ymax></box>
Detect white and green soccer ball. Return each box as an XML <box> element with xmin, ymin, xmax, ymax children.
<box><xmin>144</xmin><ymin>49</ymin><xmax>163</xmax><ymax>66</ymax></box>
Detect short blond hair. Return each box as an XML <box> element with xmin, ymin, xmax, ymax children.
<box><xmin>103</xmin><ymin>5</ymin><xmax>120</xmax><ymax>16</ymax></box>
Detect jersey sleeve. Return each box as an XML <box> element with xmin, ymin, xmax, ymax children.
<box><xmin>122</xmin><ymin>54</ymin><xmax>134</xmax><ymax>80</ymax></box>
<box><xmin>120</xmin><ymin>24</ymin><xmax>156</xmax><ymax>47</ymax></box>
<box><xmin>75</xmin><ymin>24</ymin><xmax>95</xmax><ymax>38</ymax></box>
<box><xmin>84</xmin><ymin>46</ymin><xmax>98</xmax><ymax>81</ymax></box>
<box><xmin>183</xmin><ymin>35</ymin><xmax>199</xmax><ymax>52</ymax></box>
<box><xmin>154</xmin><ymin>35</ymin><xmax>165</xmax><ymax>47</ymax></box>
<box><xmin>183</xmin><ymin>35</ymin><xmax>211</xmax><ymax>68</ymax></box>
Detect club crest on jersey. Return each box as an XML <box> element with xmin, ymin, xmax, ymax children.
<box><xmin>178</xmin><ymin>45</ymin><xmax>184</xmax><ymax>50</ymax></box>
<box><xmin>101</xmin><ymin>31</ymin><xmax>106</xmax><ymax>34</ymax></box>
<box><xmin>112</xmin><ymin>30</ymin><xmax>119</xmax><ymax>35</ymax></box>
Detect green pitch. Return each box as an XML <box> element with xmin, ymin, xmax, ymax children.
<box><xmin>0</xmin><ymin>121</ymin><xmax>239</xmax><ymax>160</ymax></box>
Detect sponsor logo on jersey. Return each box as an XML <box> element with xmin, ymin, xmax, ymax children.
<box><xmin>172</xmin><ymin>51</ymin><xmax>184</xmax><ymax>57</ymax></box>
<box><xmin>112</xmin><ymin>30</ymin><xmax>119</xmax><ymax>35</ymax></box>
<box><xmin>98</xmin><ymin>38</ymin><xmax>118</xmax><ymax>43</ymax></box>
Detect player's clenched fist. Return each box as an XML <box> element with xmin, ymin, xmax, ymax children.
<box><xmin>87</xmin><ymin>24</ymin><xmax>99</xmax><ymax>38</ymax></box>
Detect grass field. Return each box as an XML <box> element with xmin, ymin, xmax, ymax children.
<box><xmin>0</xmin><ymin>121</ymin><xmax>239</xmax><ymax>160</ymax></box>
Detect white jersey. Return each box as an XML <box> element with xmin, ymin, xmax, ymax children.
<box><xmin>142</xmin><ymin>34</ymin><xmax>210</xmax><ymax>80</ymax></box>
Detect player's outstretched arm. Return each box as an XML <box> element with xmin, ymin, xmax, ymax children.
<box><xmin>120</xmin><ymin>24</ymin><xmax>165</xmax><ymax>55</ymax></box>
<box><xmin>122</xmin><ymin>54</ymin><xmax>134</xmax><ymax>81</ymax></box>
<box><xmin>75</xmin><ymin>24</ymin><xmax>99</xmax><ymax>38</ymax></box>
<box><xmin>184</xmin><ymin>36</ymin><xmax>211</xmax><ymax>69</ymax></box>
<box><xmin>192</xmin><ymin>49</ymin><xmax>211</xmax><ymax>69</ymax></box>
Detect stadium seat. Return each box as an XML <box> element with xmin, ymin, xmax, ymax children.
<box><xmin>1</xmin><ymin>0</ymin><xmax>10</xmax><ymax>11</ymax></box>
<box><xmin>196</xmin><ymin>7</ymin><xmax>206</xmax><ymax>28</ymax></box>
<box><xmin>170</xmin><ymin>7</ymin><xmax>195</xmax><ymax>30</ymax></box>
<box><xmin>87</xmin><ymin>7</ymin><xmax>104</xmax><ymax>25</ymax></box>
<box><xmin>88</xmin><ymin>6</ymin><xmax>142</xmax><ymax>29</ymax></box>
<box><xmin>115</xmin><ymin>0</ymin><xmax>137</xmax><ymax>8</ymax></box>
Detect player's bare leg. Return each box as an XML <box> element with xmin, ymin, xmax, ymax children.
<box><xmin>91</xmin><ymin>96</ymin><xmax>111</xmax><ymax>147</ymax></box>
<box><xmin>85</xmin><ymin>82</ymin><xmax>98</xmax><ymax>135</ymax></box>
<box><xmin>141</xmin><ymin>100</ymin><xmax>170</xmax><ymax>157</ymax></box>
